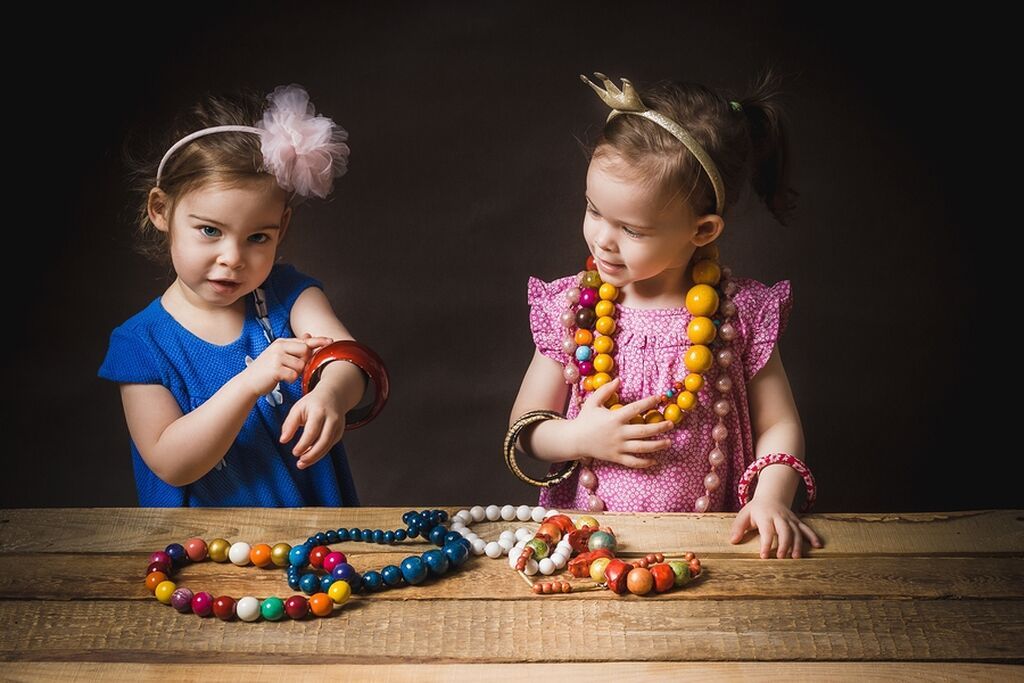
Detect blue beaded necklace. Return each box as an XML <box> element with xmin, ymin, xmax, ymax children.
<box><xmin>285</xmin><ymin>509</ymin><xmax>472</xmax><ymax>595</ymax></box>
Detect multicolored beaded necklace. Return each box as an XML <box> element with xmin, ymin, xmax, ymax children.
<box><xmin>559</xmin><ymin>244</ymin><xmax>739</xmax><ymax>513</ymax></box>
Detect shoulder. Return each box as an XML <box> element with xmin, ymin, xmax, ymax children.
<box><xmin>261</xmin><ymin>263</ymin><xmax>324</xmax><ymax>311</ymax></box>
<box><xmin>528</xmin><ymin>274</ymin><xmax>578</xmax><ymax>306</ymax></box>
<box><xmin>98</xmin><ymin>299</ymin><xmax>168</xmax><ymax>383</ymax></box>
<box><xmin>728</xmin><ymin>276</ymin><xmax>793</xmax><ymax>325</ymax></box>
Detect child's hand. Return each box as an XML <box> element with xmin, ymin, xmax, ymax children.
<box><xmin>729</xmin><ymin>498</ymin><xmax>823</xmax><ymax>559</ymax></box>
<box><xmin>280</xmin><ymin>391</ymin><xmax>346</xmax><ymax>469</ymax></box>
<box><xmin>572</xmin><ymin>377</ymin><xmax>674</xmax><ymax>468</ymax></box>
<box><xmin>241</xmin><ymin>336</ymin><xmax>333</xmax><ymax>397</ymax></box>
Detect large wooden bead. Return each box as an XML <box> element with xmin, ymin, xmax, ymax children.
<box><xmin>260</xmin><ymin>597</ymin><xmax>286</xmax><ymax>621</ymax></box>
<box><xmin>595</xmin><ymin>316</ymin><xmax>616</xmax><ymax>335</ymax></box>
<box><xmin>184</xmin><ymin>538</ymin><xmax>208</xmax><ymax>562</ymax></box>
<box><xmin>271</xmin><ymin>543</ymin><xmax>292</xmax><ymax>567</ymax></box>
<box><xmin>687</xmin><ymin>317</ymin><xmax>717</xmax><ymax>345</ymax></box>
<box><xmin>207</xmin><ymin>538</ymin><xmax>230</xmax><ymax>563</ymax></box>
<box><xmin>663</xmin><ymin>404</ymin><xmax>684</xmax><ymax>424</ymax></box>
<box><xmin>627</xmin><ymin>567</ymin><xmax>654</xmax><ymax>595</ymax></box>
<box><xmin>684</xmin><ymin>373</ymin><xmax>704</xmax><ymax>392</ymax></box>
<box><xmin>676</xmin><ymin>391</ymin><xmax>697</xmax><ymax>411</ymax></box>
<box><xmin>684</xmin><ymin>345</ymin><xmax>713</xmax><ymax>373</ymax></box>
<box><xmin>593</xmin><ymin>335</ymin><xmax>614</xmax><ymax>354</ymax></box>
<box><xmin>308</xmin><ymin>593</ymin><xmax>333</xmax><ymax>617</ymax></box>
<box><xmin>692</xmin><ymin>259</ymin><xmax>721</xmax><ymax>286</ymax></box>
<box><xmin>686</xmin><ymin>284</ymin><xmax>719</xmax><ymax>317</ymax></box>
<box><xmin>145</xmin><ymin>571</ymin><xmax>167</xmax><ymax>592</ymax></box>
<box><xmin>595</xmin><ymin>299</ymin><xmax>615</xmax><ymax>318</ymax></box>
<box><xmin>284</xmin><ymin>595</ymin><xmax>309</xmax><ymax>619</ymax></box>
<box><xmin>599</xmin><ymin>282</ymin><xmax>618</xmax><ymax>300</ymax></box>
<box><xmin>575</xmin><ymin>308</ymin><xmax>597</xmax><ymax>330</ymax></box>
<box><xmin>582</xmin><ymin>270</ymin><xmax>602</xmax><ymax>288</ymax></box>
<box><xmin>154</xmin><ymin>580</ymin><xmax>176</xmax><ymax>604</ymax></box>
<box><xmin>592</xmin><ymin>353</ymin><xmax>614</xmax><ymax>373</ymax></box>
<box><xmin>588</xmin><ymin>530</ymin><xmax>617</xmax><ymax>553</ymax></box>
<box><xmin>603</xmin><ymin>559</ymin><xmax>631</xmax><ymax>594</ymax></box>
<box><xmin>250</xmin><ymin>544</ymin><xmax>273</xmax><ymax>567</ymax></box>
<box><xmin>649</xmin><ymin>563</ymin><xmax>676</xmax><ymax>593</ymax></box>
<box><xmin>212</xmin><ymin>596</ymin><xmax>236</xmax><ymax>620</ymax></box>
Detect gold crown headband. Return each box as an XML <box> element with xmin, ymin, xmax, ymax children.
<box><xmin>581</xmin><ymin>72</ymin><xmax>725</xmax><ymax>216</ymax></box>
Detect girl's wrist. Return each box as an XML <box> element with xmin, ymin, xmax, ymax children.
<box><xmin>312</xmin><ymin>359</ymin><xmax>366</xmax><ymax>412</ymax></box>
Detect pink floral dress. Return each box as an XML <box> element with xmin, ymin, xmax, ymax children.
<box><xmin>528</xmin><ymin>274</ymin><xmax>793</xmax><ymax>512</ymax></box>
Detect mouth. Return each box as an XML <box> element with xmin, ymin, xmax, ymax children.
<box><xmin>594</xmin><ymin>255</ymin><xmax>624</xmax><ymax>273</ymax></box>
<box><xmin>208</xmin><ymin>279</ymin><xmax>242</xmax><ymax>295</ymax></box>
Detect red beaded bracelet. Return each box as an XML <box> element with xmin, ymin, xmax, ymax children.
<box><xmin>737</xmin><ymin>453</ymin><xmax>817</xmax><ymax>512</ymax></box>
<box><xmin>302</xmin><ymin>340</ymin><xmax>390</xmax><ymax>430</ymax></box>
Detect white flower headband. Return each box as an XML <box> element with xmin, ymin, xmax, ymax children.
<box><xmin>156</xmin><ymin>84</ymin><xmax>350</xmax><ymax>202</ymax></box>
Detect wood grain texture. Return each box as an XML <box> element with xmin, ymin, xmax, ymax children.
<box><xmin>2</xmin><ymin>508</ymin><xmax>1022</xmax><ymax>555</ymax></box>
<box><xmin>1</xmin><ymin>599</ymin><xmax>1022</xmax><ymax>663</ymax></box>
<box><xmin>1</xmin><ymin>554</ymin><xmax>1021</xmax><ymax>601</ymax></box>
<box><xmin>4</xmin><ymin>662</ymin><xmax>1023</xmax><ymax>682</ymax></box>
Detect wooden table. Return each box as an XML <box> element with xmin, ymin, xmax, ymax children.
<box><xmin>1</xmin><ymin>508</ymin><xmax>1021</xmax><ymax>680</ymax></box>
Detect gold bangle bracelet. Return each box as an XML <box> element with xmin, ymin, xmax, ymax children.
<box><xmin>503</xmin><ymin>410</ymin><xmax>579</xmax><ymax>487</ymax></box>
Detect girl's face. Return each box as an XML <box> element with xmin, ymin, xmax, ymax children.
<box><xmin>583</xmin><ymin>152</ymin><xmax>713</xmax><ymax>295</ymax></box>
<box><xmin>151</xmin><ymin>179</ymin><xmax>291</xmax><ymax>310</ymax></box>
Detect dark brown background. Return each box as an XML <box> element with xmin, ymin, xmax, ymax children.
<box><xmin>3</xmin><ymin>3</ymin><xmax>1007</xmax><ymax>511</ymax></box>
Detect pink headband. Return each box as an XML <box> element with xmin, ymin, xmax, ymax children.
<box><xmin>156</xmin><ymin>84</ymin><xmax>350</xmax><ymax>201</ymax></box>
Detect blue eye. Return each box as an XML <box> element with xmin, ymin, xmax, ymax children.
<box><xmin>199</xmin><ymin>226</ymin><xmax>221</xmax><ymax>237</ymax></box>
<box><xmin>249</xmin><ymin>233</ymin><xmax>270</xmax><ymax>244</ymax></box>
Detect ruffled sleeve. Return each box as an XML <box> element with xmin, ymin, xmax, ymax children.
<box><xmin>98</xmin><ymin>328</ymin><xmax>162</xmax><ymax>384</ymax></box>
<box><xmin>731</xmin><ymin>278</ymin><xmax>793</xmax><ymax>382</ymax></box>
<box><xmin>527</xmin><ymin>275</ymin><xmax>576</xmax><ymax>364</ymax></box>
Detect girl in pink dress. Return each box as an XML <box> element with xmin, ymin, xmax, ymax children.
<box><xmin>510</xmin><ymin>72</ymin><xmax>822</xmax><ymax>559</ymax></box>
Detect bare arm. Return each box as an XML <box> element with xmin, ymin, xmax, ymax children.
<box><xmin>746</xmin><ymin>345</ymin><xmax>805</xmax><ymax>505</ymax></box>
<box><xmin>509</xmin><ymin>349</ymin><xmax>578</xmax><ymax>463</ymax></box>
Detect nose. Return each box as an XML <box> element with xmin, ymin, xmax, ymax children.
<box><xmin>594</xmin><ymin>220</ymin><xmax>617</xmax><ymax>254</ymax></box>
<box><xmin>216</xmin><ymin>239</ymin><xmax>244</xmax><ymax>269</ymax></box>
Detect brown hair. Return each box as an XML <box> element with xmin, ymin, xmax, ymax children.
<box><xmin>592</xmin><ymin>68</ymin><xmax>798</xmax><ymax>226</ymax></box>
<box><xmin>125</xmin><ymin>88</ymin><xmax>277</xmax><ymax>263</ymax></box>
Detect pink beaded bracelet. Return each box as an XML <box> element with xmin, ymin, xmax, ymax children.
<box><xmin>737</xmin><ymin>453</ymin><xmax>817</xmax><ymax>512</ymax></box>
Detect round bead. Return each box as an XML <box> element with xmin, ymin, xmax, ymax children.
<box><xmin>582</xmin><ymin>270</ymin><xmax>602</xmax><ymax>288</ymax></box>
<box><xmin>714</xmin><ymin>399</ymin><xmax>731</xmax><ymax>416</ymax></box>
<box><xmin>594</xmin><ymin>299</ymin><xmax>615</xmax><ymax>318</ymax></box>
<box><xmin>719</xmin><ymin>322</ymin><xmax>736</xmax><ymax>341</ymax></box>
<box><xmin>284</xmin><ymin>595</ymin><xmax>309</xmax><ymax>619</ymax></box>
<box><xmin>587</xmin><ymin>494</ymin><xmax>605</xmax><ymax>512</ymax></box>
<box><xmin>559</xmin><ymin>310</ymin><xmax>575</xmax><ymax>327</ymax></box>
<box><xmin>516</xmin><ymin>505</ymin><xmax>533</xmax><ymax>522</ymax></box>
<box><xmin>667</xmin><ymin>560</ymin><xmax>692</xmax><ymax>586</ymax></box>
<box><xmin>299</xmin><ymin>573</ymin><xmax>320</xmax><ymax>594</ymax></box>
<box><xmin>271</xmin><ymin>543</ymin><xmax>292</xmax><ymax>567</ymax></box>
<box><xmin>531</xmin><ymin>506</ymin><xmax>547</xmax><ymax>523</ymax></box>
<box><xmin>576</xmin><ymin>515</ymin><xmax>600</xmax><ymax>529</ymax></box>
<box><xmin>579</xmin><ymin>467</ymin><xmax>597</xmax><ymax>490</ymax></box>
<box><xmin>485</xmin><ymin>504</ymin><xmax>501</xmax><ymax>521</ymax></box>
<box><xmin>171</xmin><ymin>587</ymin><xmax>194</xmax><ymax>612</ymax></box>
<box><xmin>250</xmin><ymin>543</ymin><xmax>273</xmax><ymax>568</ymax></box>
<box><xmin>236</xmin><ymin>596</ymin><xmax>261</xmax><ymax>622</ymax></box>
<box><xmin>717</xmin><ymin>349</ymin><xmax>735</xmax><ymax>368</ymax></box>
<box><xmin>684</xmin><ymin>345</ymin><xmax>713</xmax><ymax>373</ymax></box>
<box><xmin>145</xmin><ymin>571</ymin><xmax>167</xmax><ymax>592</ymax></box>
<box><xmin>643</xmin><ymin>410</ymin><xmax>664</xmax><ymax>424</ymax></box>
<box><xmin>561</xmin><ymin>337</ymin><xmax>577</xmax><ymax>355</ymax></box>
<box><xmin>228</xmin><ymin>542</ymin><xmax>252</xmax><ymax>566</ymax></box>
<box><xmin>148</xmin><ymin>550</ymin><xmax>171</xmax><ymax>568</ymax></box>
<box><xmin>575</xmin><ymin>308</ymin><xmax>597</xmax><ymax>330</ymax></box>
<box><xmin>400</xmin><ymin>556</ymin><xmax>428</xmax><ymax>585</ymax></box>
<box><xmin>562</xmin><ymin>364</ymin><xmax>581</xmax><ymax>383</ymax></box>
<box><xmin>663</xmin><ymin>404</ymin><xmax>684</xmax><ymax>424</ymax></box>
<box><xmin>309</xmin><ymin>545</ymin><xmax>330</xmax><ymax>569</ymax></box>
<box><xmin>582</xmin><ymin>376</ymin><xmax>595</xmax><ymax>392</ymax></box>
<box><xmin>468</xmin><ymin>505</ymin><xmax>485</xmax><ymax>522</ymax></box>
<box><xmin>627</xmin><ymin>567</ymin><xmax>654</xmax><ymax>595</ymax></box>
<box><xmin>591</xmin><ymin>372</ymin><xmax>612</xmax><ymax>389</ymax></box>
<box><xmin>704</xmin><ymin>471</ymin><xmax>721</xmax><ymax>491</ymax></box>
<box><xmin>146</xmin><ymin>561</ymin><xmax>168</xmax><ymax>577</ymax></box>
<box><xmin>598</xmin><ymin>282</ymin><xmax>618</xmax><ymax>301</ymax></box>
<box><xmin>154</xmin><ymin>580</ymin><xmax>176</xmax><ymax>604</ymax></box>
<box><xmin>709</xmin><ymin>447</ymin><xmax>727</xmax><ymax>466</ymax></box>
<box><xmin>537</xmin><ymin>522</ymin><xmax>562</xmax><ymax>544</ymax></box>
<box><xmin>323</xmin><ymin>551</ymin><xmax>346</xmax><ymax>574</ymax></box>
<box><xmin>595</xmin><ymin>315</ymin><xmax>616</xmax><ymax>335</ymax></box>
<box><xmin>684</xmin><ymin>373</ymin><xmax>704</xmax><ymax>392</ymax></box>
<box><xmin>484</xmin><ymin>541</ymin><xmax>503</xmax><ymax>558</ymax></box>
<box><xmin>522</xmin><ymin>558</ymin><xmax>539</xmax><ymax>575</ymax></box>
<box><xmin>695</xmin><ymin>243</ymin><xmax>720</xmax><ymax>260</ymax></box>
<box><xmin>650</xmin><ymin>563</ymin><xmax>676</xmax><ymax>592</ymax></box>
<box><xmin>381</xmin><ymin>565</ymin><xmax>403</xmax><ymax>587</ymax></box>
<box><xmin>207</xmin><ymin>539</ymin><xmax>230</xmax><ymax>563</ymax></box>
<box><xmin>184</xmin><ymin>538</ymin><xmax>207</xmax><ymax>562</ymax></box>
<box><xmin>579</xmin><ymin>287</ymin><xmax>598</xmax><ymax>307</ymax></box>
<box><xmin>574</xmin><ymin>328</ymin><xmax>594</xmax><ymax>346</ymax></box>
<box><xmin>716</xmin><ymin>376</ymin><xmax>733</xmax><ymax>393</ymax></box>
<box><xmin>575</xmin><ymin>345</ymin><xmax>593</xmax><ymax>362</ymax></box>
<box><xmin>592</xmin><ymin>353</ymin><xmax>614</xmax><ymax>373</ymax></box>
<box><xmin>590</xmin><ymin>556</ymin><xmax>612</xmax><ymax>582</ymax></box>
<box><xmin>564</xmin><ymin>288</ymin><xmax>580</xmax><ymax>304</ymax></box>
<box><xmin>722</xmin><ymin>300</ymin><xmax>737</xmax><ymax>317</ymax></box>
<box><xmin>500</xmin><ymin>505</ymin><xmax>516</xmax><ymax>521</ymax></box>
<box><xmin>361</xmin><ymin>571</ymin><xmax>384</xmax><ymax>592</ymax></box>
<box><xmin>685</xmin><ymin>284</ymin><xmax>720</xmax><ymax>317</ymax></box>
<box><xmin>288</xmin><ymin>544</ymin><xmax>310</xmax><ymax>568</ymax></box>
<box><xmin>261</xmin><ymin>597</ymin><xmax>285</xmax><ymax>621</ymax></box>
<box><xmin>692</xmin><ymin>259</ymin><xmax>721</xmax><ymax>285</ymax></box>
<box><xmin>525</xmin><ymin>538</ymin><xmax>549</xmax><ymax>559</ymax></box>
<box><xmin>577</xmin><ymin>360</ymin><xmax>594</xmax><ymax>376</ymax></box>
<box><xmin>328</xmin><ymin>579</ymin><xmax>352</xmax><ymax>604</ymax></box>
<box><xmin>588</xmin><ymin>530</ymin><xmax>617</xmax><ymax>552</ymax></box>
<box><xmin>694</xmin><ymin>495</ymin><xmax>711</xmax><ymax>513</ymax></box>
<box><xmin>713</xmin><ymin>423</ymin><xmax>729</xmax><ymax>441</ymax></box>
<box><xmin>191</xmin><ymin>591</ymin><xmax>213</xmax><ymax>617</ymax></box>
<box><xmin>308</xmin><ymin>593</ymin><xmax>333</xmax><ymax>617</ymax></box>
<box><xmin>164</xmin><ymin>543</ymin><xmax>187</xmax><ymax>568</ymax></box>
<box><xmin>675</xmin><ymin>391</ymin><xmax>697</xmax><ymax>411</ymax></box>
<box><xmin>538</xmin><ymin>558</ymin><xmax>556</xmax><ymax>575</ymax></box>
<box><xmin>687</xmin><ymin>316</ymin><xmax>717</xmax><ymax>345</ymax></box>
<box><xmin>212</xmin><ymin>596</ymin><xmax>236</xmax><ymax>620</ymax></box>
<box><xmin>593</xmin><ymin>335</ymin><xmax>614</xmax><ymax>354</ymax></box>
<box><xmin>422</xmin><ymin>549</ymin><xmax>450</xmax><ymax>576</ymax></box>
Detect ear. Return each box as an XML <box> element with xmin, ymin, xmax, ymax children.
<box><xmin>691</xmin><ymin>213</ymin><xmax>725</xmax><ymax>247</ymax></box>
<box><xmin>148</xmin><ymin>188</ymin><xmax>172</xmax><ymax>233</ymax></box>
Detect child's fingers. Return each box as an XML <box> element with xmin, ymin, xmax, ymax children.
<box><xmin>729</xmin><ymin>511</ymin><xmax>752</xmax><ymax>544</ymax></box>
<box><xmin>620</xmin><ymin>394</ymin><xmax>662</xmax><ymax>420</ymax></box>
<box><xmin>605</xmin><ymin>453</ymin><xmax>656</xmax><ymax>469</ymax></box>
<box><xmin>622</xmin><ymin>438</ymin><xmax>672</xmax><ymax>454</ymax></box>
<box><xmin>293</xmin><ymin>412</ymin><xmax>325</xmax><ymax>456</ymax></box>
<box><xmin>775</xmin><ymin>516</ymin><xmax>793</xmax><ymax>559</ymax></box>
<box><xmin>583</xmin><ymin>377</ymin><xmax>620</xmax><ymax>408</ymax></box>
<box><xmin>789</xmin><ymin>520</ymin><xmax>804</xmax><ymax>559</ymax></box>
<box><xmin>759</xmin><ymin>520</ymin><xmax>776</xmax><ymax>559</ymax></box>
<box><xmin>302</xmin><ymin>336</ymin><xmax>334</xmax><ymax>349</ymax></box>
<box><xmin>799</xmin><ymin>521</ymin><xmax>823</xmax><ymax>548</ymax></box>
<box><xmin>280</xmin><ymin>405</ymin><xmax>304</xmax><ymax>443</ymax></box>
<box><xmin>624</xmin><ymin>420</ymin><xmax>674</xmax><ymax>440</ymax></box>
<box><xmin>297</xmin><ymin>420</ymin><xmax>340</xmax><ymax>469</ymax></box>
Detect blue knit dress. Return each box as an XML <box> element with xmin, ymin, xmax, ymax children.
<box><xmin>99</xmin><ymin>264</ymin><xmax>359</xmax><ymax>507</ymax></box>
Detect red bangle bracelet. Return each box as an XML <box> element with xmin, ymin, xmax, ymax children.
<box><xmin>301</xmin><ymin>340</ymin><xmax>390</xmax><ymax>430</ymax></box>
<box><xmin>737</xmin><ymin>453</ymin><xmax>817</xmax><ymax>512</ymax></box>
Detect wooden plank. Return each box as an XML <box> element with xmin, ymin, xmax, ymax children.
<box><xmin>2</xmin><ymin>508</ymin><xmax>1022</xmax><ymax>556</ymax></box>
<box><xmin>1</xmin><ymin>599</ymin><xmax>1021</xmax><ymax>662</ymax></box>
<box><xmin>2</xmin><ymin>554</ymin><xmax>1022</xmax><ymax>601</ymax></box>
<box><xmin>3</xmin><ymin>662</ymin><xmax>1022</xmax><ymax>682</ymax></box>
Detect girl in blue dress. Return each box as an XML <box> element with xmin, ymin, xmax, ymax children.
<box><xmin>100</xmin><ymin>84</ymin><xmax>374</xmax><ymax>507</ymax></box>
